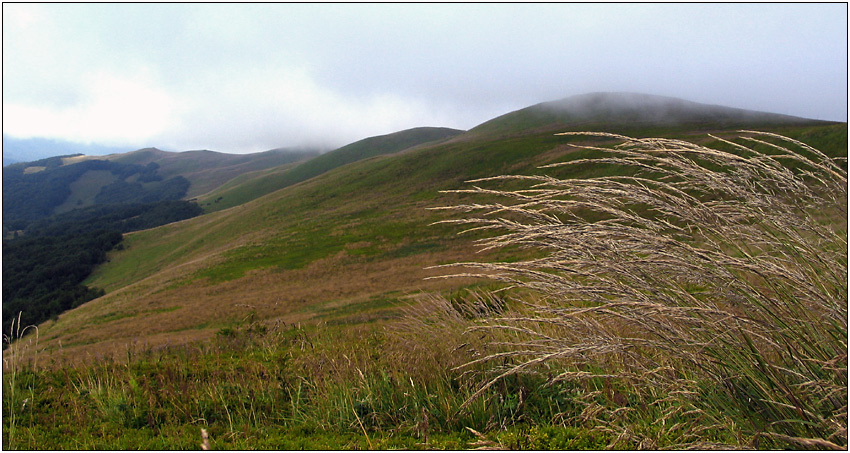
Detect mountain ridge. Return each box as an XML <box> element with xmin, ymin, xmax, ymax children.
<box><xmin>197</xmin><ymin>126</ymin><xmax>464</xmax><ymax>211</ymax></box>
<box><xmin>2</xmin><ymin>146</ymin><xmax>321</xmax><ymax>226</ymax></box>
<box><xmin>467</xmin><ymin>92</ymin><xmax>829</xmax><ymax>138</ymax></box>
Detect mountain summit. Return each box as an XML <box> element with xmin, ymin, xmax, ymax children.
<box><xmin>470</xmin><ymin>92</ymin><xmax>819</xmax><ymax>136</ymax></box>
<box><xmin>541</xmin><ymin>92</ymin><xmax>807</xmax><ymax>123</ymax></box>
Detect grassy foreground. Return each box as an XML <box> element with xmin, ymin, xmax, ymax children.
<box><xmin>3</xmin><ymin>304</ymin><xmax>617</xmax><ymax>450</ymax></box>
<box><xmin>4</xmin><ymin>130</ymin><xmax>847</xmax><ymax>449</ymax></box>
<box><xmin>430</xmin><ymin>131</ymin><xmax>847</xmax><ymax>449</ymax></box>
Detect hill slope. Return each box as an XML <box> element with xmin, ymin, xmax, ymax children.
<box><xmin>2</xmin><ymin>147</ymin><xmax>319</xmax><ymax>227</ymax></box>
<box><xmin>2</xmin><ymin>134</ymin><xmax>132</xmax><ymax>166</ymax></box>
<box><xmin>24</xmin><ymin>93</ymin><xmax>847</xmax><ymax>363</ymax></box>
<box><xmin>197</xmin><ymin>126</ymin><xmax>463</xmax><ymax>211</ymax></box>
<box><xmin>76</xmin><ymin>145</ymin><xmax>321</xmax><ymax>198</ymax></box>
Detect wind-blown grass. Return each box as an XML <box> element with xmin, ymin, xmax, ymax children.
<box><xmin>2</xmin><ymin>313</ymin><xmax>39</xmax><ymax>451</ymax></box>
<box><xmin>430</xmin><ymin>131</ymin><xmax>847</xmax><ymax>449</ymax></box>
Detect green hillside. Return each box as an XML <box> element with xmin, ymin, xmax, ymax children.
<box><xmin>37</xmin><ymin>96</ymin><xmax>844</xmax><ymax>360</ymax></box>
<box><xmin>5</xmin><ymin>93</ymin><xmax>846</xmax><ymax>450</ymax></box>
<box><xmin>106</xmin><ymin>146</ymin><xmax>321</xmax><ymax>198</ymax></box>
<box><xmin>198</xmin><ymin>126</ymin><xmax>463</xmax><ymax>212</ymax></box>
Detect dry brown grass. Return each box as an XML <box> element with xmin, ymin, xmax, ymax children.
<box><xmin>28</xmin><ymin>239</ymin><xmax>488</xmax><ymax>367</ymax></box>
<box><xmin>430</xmin><ymin>131</ymin><xmax>847</xmax><ymax>448</ymax></box>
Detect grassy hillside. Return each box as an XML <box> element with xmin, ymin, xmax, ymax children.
<box><xmin>4</xmin><ymin>93</ymin><xmax>846</xmax><ymax>449</ymax></box>
<box><xmin>198</xmin><ymin>126</ymin><xmax>463</xmax><ymax>212</ymax></box>
<box><xmin>107</xmin><ymin>147</ymin><xmax>321</xmax><ymax>198</ymax></box>
<box><xmin>32</xmin><ymin>116</ymin><xmax>845</xmax><ymax>362</ymax></box>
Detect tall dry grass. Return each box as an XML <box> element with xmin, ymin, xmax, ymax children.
<box><xmin>429</xmin><ymin>131</ymin><xmax>847</xmax><ymax>449</ymax></box>
<box><xmin>3</xmin><ymin>313</ymin><xmax>39</xmax><ymax>450</ymax></box>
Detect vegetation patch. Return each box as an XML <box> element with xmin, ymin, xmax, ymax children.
<box><xmin>90</xmin><ymin>306</ymin><xmax>183</xmax><ymax>326</ymax></box>
<box><xmin>3</xmin><ymin>312</ymin><xmax>602</xmax><ymax>450</ymax></box>
<box><xmin>4</xmin><ymin>110</ymin><xmax>845</xmax><ymax>449</ymax></box>
<box><xmin>431</xmin><ymin>131</ymin><xmax>847</xmax><ymax>449</ymax></box>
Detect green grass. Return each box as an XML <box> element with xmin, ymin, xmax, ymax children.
<box><xmin>2</xmin><ymin>314</ymin><xmax>608</xmax><ymax>450</ymax></box>
<box><xmin>88</xmin><ymin>306</ymin><xmax>183</xmax><ymax>326</ymax></box>
<box><xmin>189</xmin><ymin>211</ymin><xmax>449</xmax><ymax>284</ymax></box>
<box><xmin>54</xmin><ymin>170</ymin><xmax>118</xmax><ymax>214</ymax></box>
<box><xmin>8</xmin><ymin>111</ymin><xmax>845</xmax><ymax>450</ymax></box>
<box><xmin>195</xmin><ymin>162</ymin><xmax>303</xmax><ymax>211</ymax></box>
<box><xmin>198</xmin><ymin>127</ymin><xmax>461</xmax><ymax>212</ymax></box>
<box><xmin>87</xmin><ymin>121</ymin><xmax>845</xmax><ymax>295</ymax></box>
<box><xmin>4</xmin><ymin>292</ymin><xmax>758</xmax><ymax>449</ymax></box>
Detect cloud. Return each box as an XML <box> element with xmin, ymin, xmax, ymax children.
<box><xmin>4</xmin><ymin>70</ymin><xmax>178</xmax><ymax>145</ymax></box>
<box><xmin>150</xmin><ymin>66</ymin><xmax>455</xmax><ymax>152</ymax></box>
<box><xmin>2</xmin><ymin>3</ymin><xmax>846</xmax><ymax>154</ymax></box>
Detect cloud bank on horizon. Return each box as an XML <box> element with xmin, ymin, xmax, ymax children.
<box><xmin>3</xmin><ymin>3</ymin><xmax>847</xmax><ymax>154</ymax></box>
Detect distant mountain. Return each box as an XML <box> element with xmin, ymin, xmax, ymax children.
<box><xmin>198</xmin><ymin>126</ymin><xmax>463</xmax><ymax>211</ymax></box>
<box><xmin>272</xmin><ymin>126</ymin><xmax>463</xmax><ymax>188</ymax></box>
<box><xmin>468</xmin><ymin>92</ymin><xmax>825</xmax><ymax>137</ymax></box>
<box><xmin>2</xmin><ymin>135</ymin><xmax>133</xmax><ymax>166</ymax></box>
<box><xmin>2</xmin><ymin>146</ymin><xmax>320</xmax><ymax>227</ymax></box>
<box><xmin>3</xmin><ymin>156</ymin><xmax>23</xmax><ymax>167</ymax></box>
<box><xmin>103</xmin><ymin>146</ymin><xmax>322</xmax><ymax>197</ymax></box>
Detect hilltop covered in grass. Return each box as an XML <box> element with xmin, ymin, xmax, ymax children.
<box><xmin>468</xmin><ymin>92</ymin><xmax>818</xmax><ymax>137</ymax></box>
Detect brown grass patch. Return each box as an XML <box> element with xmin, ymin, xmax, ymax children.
<box><xmin>30</xmin><ymin>239</ymin><xmax>490</xmax><ymax>367</ymax></box>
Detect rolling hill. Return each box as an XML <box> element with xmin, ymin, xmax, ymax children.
<box><xmin>197</xmin><ymin>126</ymin><xmax>463</xmax><ymax>212</ymax></box>
<box><xmin>2</xmin><ymin>127</ymin><xmax>461</xmax><ymax>226</ymax></box>
<box><xmin>11</xmin><ymin>93</ymin><xmax>847</xmax><ymax>363</ymax></box>
<box><xmin>468</xmin><ymin>91</ymin><xmax>816</xmax><ymax>137</ymax></box>
<box><xmin>105</xmin><ymin>146</ymin><xmax>323</xmax><ymax>198</ymax></box>
<box><xmin>2</xmin><ymin>146</ymin><xmax>319</xmax><ymax>228</ymax></box>
<box><xmin>2</xmin><ymin>134</ymin><xmax>132</xmax><ymax>167</ymax></box>
<box><xmin>1</xmin><ymin>145</ymin><xmax>318</xmax><ymax>331</ymax></box>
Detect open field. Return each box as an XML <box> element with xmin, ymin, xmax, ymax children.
<box><xmin>3</xmin><ymin>94</ymin><xmax>846</xmax><ymax>449</ymax></box>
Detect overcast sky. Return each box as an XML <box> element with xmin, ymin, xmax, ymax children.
<box><xmin>3</xmin><ymin>3</ymin><xmax>847</xmax><ymax>154</ymax></box>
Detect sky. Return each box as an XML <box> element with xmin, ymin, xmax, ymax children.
<box><xmin>3</xmin><ymin>3</ymin><xmax>847</xmax><ymax>154</ymax></box>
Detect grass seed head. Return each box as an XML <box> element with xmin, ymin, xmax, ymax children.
<box><xmin>433</xmin><ymin>131</ymin><xmax>848</xmax><ymax>448</ymax></box>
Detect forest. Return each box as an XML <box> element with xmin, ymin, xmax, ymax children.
<box><xmin>3</xmin><ymin>199</ymin><xmax>203</xmax><ymax>335</ymax></box>
<box><xmin>3</xmin><ymin>157</ymin><xmax>190</xmax><ymax>228</ymax></box>
<box><xmin>2</xmin><ymin>155</ymin><xmax>204</xmax><ymax>337</ymax></box>
<box><xmin>3</xmin><ymin>229</ymin><xmax>121</xmax><ymax>334</ymax></box>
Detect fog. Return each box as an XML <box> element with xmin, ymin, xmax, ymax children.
<box><xmin>3</xmin><ymin>3</ymin><xmax>846</xmax><ymax>154</ymax></box>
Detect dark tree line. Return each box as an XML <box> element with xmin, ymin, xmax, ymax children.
<box><xmin>3</xmin><ymin>158</ymin><xmax>190</xmax><ymax>227</ymax></box>
<box><xmin>22</xmin><ymin>200</ymin><xmax>204</xmax><ymax>237</ymax></box>
<box><xmin>3</xmin><ymin>154</ymin><xmax>205</xmax><ymax>338</ymax></box>
<box><xmin>3</xmin><ymin>229</ymin><xmax>122</xmax><ymax>335</ymax></box>
<box><xmin>3</xmin><ymin>199</ymin><xmax>203</xmax><ymax>337</ymax></box>
<box><xmin>3</xmin><ymin>158</ymin><xmax>109</xmax><ymax>225</ymax></box>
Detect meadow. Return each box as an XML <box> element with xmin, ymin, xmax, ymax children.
<box><xmin>3</xmin><ymin>121</ymin><xmax>847</xmax><ymax>449</ymax></box>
